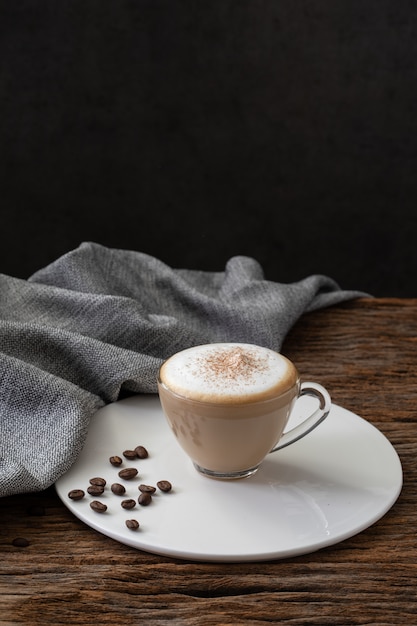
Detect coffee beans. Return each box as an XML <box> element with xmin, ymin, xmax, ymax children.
<box><xmin>87</xmin><ymin>484</ymin><xmax>105</xmax><ymax>496</ymax></box>
<box><xmin>89</xmin><ymin>477</ymin><xmax>106</xmax><ymax>487</ymax></box>
<box><xmin>12</xmin><ymin>537</ymin><xmax>30</xmax><ymax>547</ymax></box>
<box><xmin>90</xmin><ymin>500</ymin><xmax>107</xmax><ymax>513</ymax></box>
<box><xmin>157</xmin><ymin>480</ymin><xmax>172</xmax><ymax>493</ymax></box>
<box><xmin>111</xmin><ymin>483</ymin><xmax>126</xmax><ymax>496</ymax></box>
<box><xmin>118</xmin><ymin>468</ymin><xmax>138</xmax><ymax>480</ymax></box>
<box><xmin>67</xmin><ymin>441</ymin><xmax>174</xmax><ymax>533</ymax></box>
<box><xmin>121</xmin><ymin>499</ymin><xmax>137</xmax><ymax>510</ymax></box>
<box><xmin>123</xmin><ymin>449</ymin><xmax>137</xmax><ymax>460</ymax></box>
<box><xmin>68</xmin><ymin>489</ymin><xmax>85</xmax><ymax>500</ymax></box>
<box><xmin>120</xmin><ymin>445</ymin><xmax>149</xmax><ymax>460</ymax></box>
<box><xmin>138</xmin><ymin>484</ymin><xmax>156</xmax><ymax>494</ymax></box>
<box><xmin>135</xmin><ymin>446</ymin><xmax>148</xmax><ymax>459</ymax></box>
<box><xmin>138</xmin><ymin>492</ymin><xmax>152</xmax><ymax>506</ymax></box>
<box><xmin>125</xmin><ymin>519</ymin><xmax>140</xmax><ymax>530</ymax></box>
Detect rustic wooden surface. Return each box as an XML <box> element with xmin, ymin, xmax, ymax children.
<box><xmin>1</xmin><ymin>298</ymin><xmax>416</xmax><ymax>625</ymax></box>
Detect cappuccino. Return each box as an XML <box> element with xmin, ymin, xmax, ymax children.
<box><xmin>158</xmin><ymin>343</ymin><xmax>299</xmax><ymax>477</ymax></box>
<box><xmin>159</xmin><ymin>343</ymin><xmax>298</xmax><ymax>404</ymax></box>
<box><xmin>158</xmin><ymin>343</ymin><xmax>331</xmax><ymax>479</ymax></box>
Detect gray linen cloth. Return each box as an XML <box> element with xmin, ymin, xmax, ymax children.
<box><xmin>0</xmin><ymin>242</ymin><xmax>367</xmax><ymax>496</ymax></box>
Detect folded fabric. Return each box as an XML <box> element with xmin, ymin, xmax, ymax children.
<box><xmin>0</xmin><ymin>242</ymin><xmax>368</xmax><ymax>496</ymax></box>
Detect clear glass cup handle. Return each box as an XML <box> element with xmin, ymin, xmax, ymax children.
<box><xmin>270</xmin><ymin>382</ymin><xmax>331</xmax><ymax>453</ymax></box>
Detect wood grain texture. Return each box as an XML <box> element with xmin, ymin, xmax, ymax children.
<box><xmin>1</xmin><ymin>298</ymin><xmax>416</xmax><ymax>625</ymax></box>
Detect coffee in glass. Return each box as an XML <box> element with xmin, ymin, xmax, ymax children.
<box><xmin>158</xmin><ymin>343</ymin><xmax>331</xmax><ymax>479</ymax></box>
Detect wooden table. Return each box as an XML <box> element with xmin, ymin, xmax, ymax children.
<box><xmin>1</xmin><ymin>298</ymin><xmax>416</xmax><ymax>625</ymax></box>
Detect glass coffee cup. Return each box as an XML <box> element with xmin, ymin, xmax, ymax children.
<box><xmin>157</xmin><ymin>343</ymin><xmax>331</xmax><ymax>480</ymax></box>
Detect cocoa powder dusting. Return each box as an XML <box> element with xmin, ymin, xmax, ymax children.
<box><xmin>199</xmin><ymin>347</ymin><xmax>268</xmax><ymax>385</ymax></box>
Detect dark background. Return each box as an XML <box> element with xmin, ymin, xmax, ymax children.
<box><xmin>1</xmin><ymin>1</ymin><xmax>416</xmax><ymax>296</ymax></box>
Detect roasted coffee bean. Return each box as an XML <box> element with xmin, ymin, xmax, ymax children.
<box><xmin>89</xmin><ymin>477</ymin><xmax>106</xmax><ymax>487</ymax></box>
<box><xmin>111</xmin><ymin>483</ymin><xmax>126</xmax><ymax>496</ymax></box>
<box><xmin>121</xmin><ymin>499</ymin><xmax>137</xmax><ymax>510</ymax></box>
<box><xmin>68</xmin><ymin>489</ymin><xmax>85</xmax><ymax>501</ymax></box>
<box><xmin>123</xmin><ymin>449</ymin><xmax>137</xmax><ymax>460</ymax></box>
<box><xmin>135</xmin><ymin>445</ymin><xmax>148</xmax><ymax>459</ymax></box>
<box><xmin>118</xmin><ymin>468</ymin><xmax>138</xmax><ymax>480</ymax></box>
<box><xmin>125</xmin><ymin>519</ymin><xmax>140</xmax><ymax>530</ymax></box>
<box><xmin>109</xmin><ymin>455</ymin><xmax>123</xmax><ymax>466</ymax></box>
<box><xmin>90</xmin><ymin>500</ymin><xmax>107</xmax><ymax>513</ymax></box>
<box><xmin>87</xmin><ymin>485</ymin><xmax>105</xmax><ymax>496</ymax></box>
<box><xmin>157</xmin><ymin>480</ymin><xmax>172</xmax><ymax>493</ymax></box>
<box><xmin>138</xmin><ymin>492</ymin><xmax>152</xmax><ymax>506</ymax></box>
<box><xmin>12</xmin><ymin>537</ymin><xmax>30</xmax><ymax>547</ymax></box>
<box><xmin>138</xmin><ymin>484</ymin><xmax>156</xmax><ymax>494</ymax></box>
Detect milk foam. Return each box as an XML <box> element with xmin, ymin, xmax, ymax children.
<box><xmin>159</xmin><ymin>343</ymin><xmax>298</xmax><ymax>403</ymax></box>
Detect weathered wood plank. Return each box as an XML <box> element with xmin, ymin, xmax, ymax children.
<box><xmin>1</xmin><ymin>298</ymin><xmax>416</xmax><ymax>624</ymax></box>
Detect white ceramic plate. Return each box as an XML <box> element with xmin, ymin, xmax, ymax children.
<box><xmin>56</xmin><ymin>395</ymin><xmax>402</xmax><ymax>562</ymax></box>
